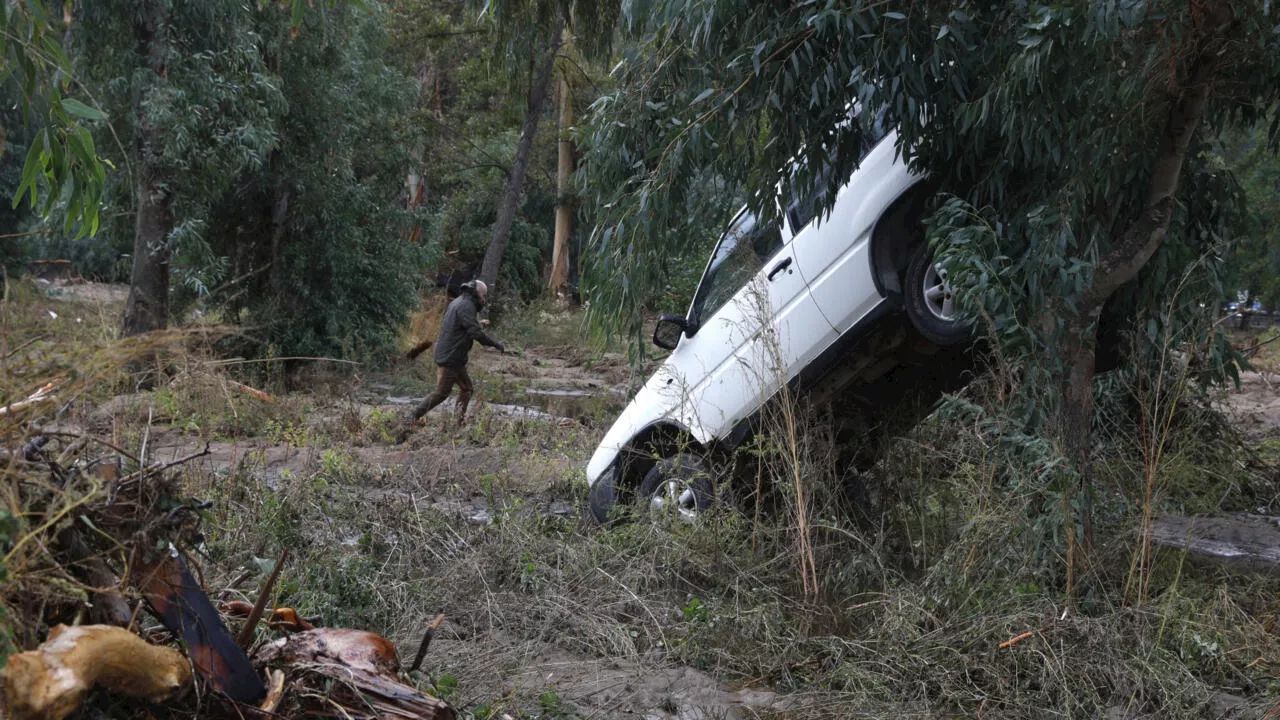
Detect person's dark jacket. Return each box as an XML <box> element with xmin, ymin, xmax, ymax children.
<box><xmin>434</xmin><ymin>288</ymin><xmax>500</xmax><ymax>367</ymax></box>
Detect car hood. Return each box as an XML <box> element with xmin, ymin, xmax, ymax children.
<box><xmin>585</xmin><ymin>359</ymin><xmax>708</xmax><ymax>485</ymax></box>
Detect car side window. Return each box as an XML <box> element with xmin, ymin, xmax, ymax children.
<box><xmin>786</xmin><ymin>108</ymin><xmax>891</xmax><ymax>231</ymax></box>
<box><xmin>691</xmin><ymin>212</ymin><xmax>783</xmax><ymax>325</ymax></box>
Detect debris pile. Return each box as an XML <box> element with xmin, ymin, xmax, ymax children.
<box><xmin>0</xmin><ymin>325</ymin><xmax>453</xmax><ymax>719</ymax></box>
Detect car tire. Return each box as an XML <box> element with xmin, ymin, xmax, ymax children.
<box><xmin>638</xmin><ymin>454</ymin><xmax>715</xmax><ymax>521</ymax></box>
<box><xmin>904</xmin><ymin>245</ymin><xmax>973</xmax><ymax>346</ymax></box>
<box><xmin>588</xmin><ymin>470</ymin><xmax>625</xmax><ymax>525</ymax></box>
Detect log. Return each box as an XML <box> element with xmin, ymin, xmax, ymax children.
<box><xmin>257</xmin><ymin>628</ymin><xmax>456</xmax><ymax>720</ymax></box>
<box><xmin>0</xmin><ymin>624</ymin><xmax>191</xmax><ymax>720</ymax></box>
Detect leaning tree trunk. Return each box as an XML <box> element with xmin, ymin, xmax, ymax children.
<box><xmin>122</xmin><ymin>0</ymin><xmax>172</xmax><ymax>337</ymax></box>
<box><xmin>479</xmin><ymin>21</ymin><xmax>565</xmax><ymax>292</ymax></box>
<box><xmin>549</xmin><ymin>69</ymin><xmax>574</xmax><ymax>297</ymax></box>
<box><xmin>1056</xmin><ymin>34</ymin><xmax>1224</xmax><ymax>558</ymax></box>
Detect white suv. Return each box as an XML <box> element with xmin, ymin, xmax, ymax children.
<box><xmin>586</xmin><ymin>120</ymin><xmax>972</xmax><ymax>522</ymax></box>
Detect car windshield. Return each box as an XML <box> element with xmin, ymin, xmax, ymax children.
<box><xmin>690</xmin><ymin>211</ymin><xmax>783</xmax><ymax>325</ymax></box>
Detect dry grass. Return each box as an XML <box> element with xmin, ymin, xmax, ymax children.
<box><xmin>3</xmin><ymin>279</ymin><xmax>1279</xmax><ymax>719</ymax></box>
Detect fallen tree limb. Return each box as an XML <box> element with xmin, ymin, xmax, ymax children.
<box><xmin>257</xmin><ymin>628</ymin><xmax>456</xmax><ymax>720</ymax></box>
<box><xmin>0</xmin><ymin>624</ymin><xmax>191</xmax><ymax>720</ymax></box>
<box><xmin>227</xmin><ymin>379</ymin><xmax>277</xmax><ymax>404</ymax></box>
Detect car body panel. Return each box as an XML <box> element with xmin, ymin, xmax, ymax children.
<box><xmin>586</xmin><ymin>129</ymin><xmax>925</xmax><ymax>490</ymax></box>
<box><xmin>788</xmin><ymin>132</ymin><xmax>921</xmax><ymax>334</ymax></box>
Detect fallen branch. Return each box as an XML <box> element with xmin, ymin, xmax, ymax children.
<box><xmin>406</xmin><ymin>338</ymin><xmax>434</xmax><ymax>360</ymax></box>
<box><xmin>227</xmin><ymin>379</ymin><xmax>277</xmax><ymax>404</ymax></box>
<box><xmin>34</xmin><ymin>431</ymin><xmax>140</xmax><ymax>463</ymax></box>
<box><xmin>112</xmin><ymin>444</ymin><xmax>212</xmax><ymax>494</ymax></box>
<box><xmin>0</xmin><ymin>624</ymin><xmax>191</xmax><ymax>720</ymax></box>
<box><xmin>257</xmin><ymin>629</ymin><xmax>455</xmax><ymax>720</ymax></box>
<box><xmin>408</xmin><ymin>613</ymin><xmax>445</xmax><ymax>673</ymax></box>
<box><xmin>260</xmin><ymin>669</ymin><xmax>286</xmax><ymax>714</ymax></box>
<box><xmin>0</xmin><ymin>381</ymin><xmax>58</xmax><ymax>416</ymax></box>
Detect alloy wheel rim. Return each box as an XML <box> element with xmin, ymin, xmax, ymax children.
<box><xmin>649</xmin><ymin>479</ymin><xmax>700</xmax><ymax>521</ymax></box>
<box><xmin>923</xmin><ymin>263</ymin><xmax>958</xmax><ymax>321</ymax></box>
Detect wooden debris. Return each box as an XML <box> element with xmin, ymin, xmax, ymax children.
<box><xmin>260</xmin><ymin>669</ymin><xmax>286</xmax><ymax>714</ymax></box>
<box><xmin>257</xmin><ymin>628</ymin><xmax>455</xmax><ymax>720</ymax></box>
<box><xmin>237</xmin><ymin>547</ymin><xmax>289</xmax><ymax>649</ymax></box>
<box><xmin>406</xmin><ymin>338</ymin><xmax>434</xmax><ymax>360</ymax></box>
<box><xmin>133</xmin><ymin>551</ymin><xmax>265</xmax><ymax>703</ymax></box>
<box><xmin>0</xmin><ymin>624</ymin><xmax>191</xmax><ymax>720</ymax></box>
<box><xmin>222</xmin><ymin>602</ymin><xmax>316</xmax><ymax>633</ymax></box>
<box><xmin>0</xmin><ymin>381</ymin><xmax>58</xmax><ymax>416</ymax></box>
<box><xmin>227</xmin><ymin>379</ymin><xmax>277</xmax><ymax>404</ymax></box>
<box><xmin>408</xmin><ymin>613</ymin><xmax>445</xmax><ymax>673</ymax></box>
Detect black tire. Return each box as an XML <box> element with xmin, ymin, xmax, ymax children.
<box><xmin>638</xmin><ymin>454</ymin><xmax>715</xmax><ymax>521</ymax></box>
<box><xmin>904</xmin><ymin>245</ymin><xmax>972</xmax><ymax>346</ymax></box>
<box><xmin>588</xmin><ymin>470</ymin><xmax>625</xmax><ymax>525</ymax></box>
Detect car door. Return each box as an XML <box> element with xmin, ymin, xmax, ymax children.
<box><xmin>662</xmin><ymin>210</ymin><xmax>828</xmax><ymax>440</ymax></box>
<box><xmin>787</xmin><ymin>120</ymin><xmax>920</xmax><ymax>334</ymax></box>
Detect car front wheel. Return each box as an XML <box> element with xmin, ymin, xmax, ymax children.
<box><xmin>904</xmin><ymin>245</ymin><xmax>973</xmax><ymax>346</ymax></box>
<box><xmin>638</xmin><ymin>454</ymin><xmax>714</xmax><ymax>521</ymax></box>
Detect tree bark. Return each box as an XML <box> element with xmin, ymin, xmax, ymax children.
<box><xmin>122</xmin><ymin>0</ymin><xmax>172</xmax><ymax>337</ymax></box>
<box><xmin>549</xmin><ymin>69</ymin><xmax>573</xmax><ymax>297</ymax></box>
<box><xmin>1056</xmin><ymin>40</ymin><xmax>1223</xmax><ymax>552</ymax></box>
<box><xmin>479</xmin><ymin>21</ymin><xmax>565</xmax><ymax>292</ymax></box>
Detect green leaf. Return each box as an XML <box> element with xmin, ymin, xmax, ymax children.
<box><xmin>61</xmin><ymin>98</ymin><xmax>107</xmax><ymax>121</ymax></box>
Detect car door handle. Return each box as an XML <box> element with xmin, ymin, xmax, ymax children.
<box><xmin>767</xmin><ymin>257</ymin><xmax>793</xmax><ymax>281</ymax></box>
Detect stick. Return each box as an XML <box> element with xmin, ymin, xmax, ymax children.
<box><xmin>406</xmin><ymin>339</ymin><xmax>434</xmax><ymax>360</ymax></box>
<box><xmin>0</xmin><ymin>381</ymin><xmax>58</xmax><ymax>415</ymax></box>
<box><xmin>407</xmin><ymin>613</ymin><xmax>445</xmax><ymax>673</ymax></box>
<box><xmin>35</xmin><ymin>430</ymin><xmax>141</xmax><ymax>463</ymax></box>
<box><xmin>998</xmin><ymin>626</ymin><xmax>1049</xmax><ymax>649</ymax></box>
<box><xmin>237</xmin><ymin>547</ymin><xmax>289</xmax><ymax>649</ymax></box>
<box><xmin>112</xmin><ymin>444</ymin><xmax>212</xmax><ymax>493</ymax></box>
<box><xmin>227</xmin><ymin>379</ymin><xmax>277</xmax><ymax>404</ymax></box>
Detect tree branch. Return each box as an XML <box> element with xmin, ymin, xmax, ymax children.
<box><xmin>1088</xmin><ymin>41</ymin><xmax>1223</xmax><ymax>305</ymax></box>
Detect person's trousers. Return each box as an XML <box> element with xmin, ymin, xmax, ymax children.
<box><xmin>411</xmin><ymin>364</ymin><xmax>473</xmax><ymax>424</ymax></box>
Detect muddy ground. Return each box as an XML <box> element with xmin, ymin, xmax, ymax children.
<box><xmin>41</xmin><ymin>279</ymin><xmax>1280</xmax><ymax>718</ymax></box>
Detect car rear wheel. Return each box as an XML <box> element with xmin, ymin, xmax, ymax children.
<box><xmin>904</xmin><ymin>245</ymin><xmax>973</xmax><ymax>346</ymax></box>
<box><xmin>638</xmin><ymin>454</ymin><xmax>714</xmax><ymax>521</ymax></box>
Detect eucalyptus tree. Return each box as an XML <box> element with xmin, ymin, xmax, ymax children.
<box><xmin>1</xmin><ymin>2</ymin><xmax>107</xmax><ymax>238</ymax></box>
<box><xmin>199</xmin><ymin>1</ymin><xmax>423</xmax><ymax>359</ymax></box>
<box><xmin>473</xmin><ymin>0</ymin><xmax>617</xmax><ymax>295</ymax></box>
<box><xmin>580</xmin><ymin>2</ymin><xmax>1278</xmax><ymax>539</ymax></box>
<box><xmin>75</xmin><ymin>0</ymin><xmax>282</xmax><ymax>336</ymax></box>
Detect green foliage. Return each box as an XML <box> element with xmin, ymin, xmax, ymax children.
<box><xmin>1220</xmin><ymin>125</ymin><xmax>1280</xmax><ymax>309</ymax></box>
<box><xmin>579</xmin><ymin>1</ymin><xmax>1279</xmax><ymax>379</ymax></box>
<box><xmin>0</xmin><ymin>508</ymin><xmax>16</xmax><ymax>664</ymax></box>
<box><xmin>0</xmin><ymin>2</ymin><xmax>107</xmax><ymax>237</ymax></box>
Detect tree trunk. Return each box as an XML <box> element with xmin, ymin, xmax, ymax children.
<box><xmin>122</xmin><ymin>0</ymin><xmax>172</xmax><ymax>337</ymax></box>
<box><xmin>549</xmin><ymin>69</ymin><xmax>573</xmax><ymax>297</ymax></box>
<box><xmin>479</xmin><ymin>21</ymin><xmax>565</xmax><ymax>292</ymax></box>
<box><xmin>1056</xmin><ymin>37</ymin><xmax>1223</xmax><ymax>559</ymax></box>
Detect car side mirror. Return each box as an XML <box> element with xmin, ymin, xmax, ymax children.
<box><xmin>653</xmin><ymin>315</ymin><xmax>691</xmax><ymax>350</ymax></box>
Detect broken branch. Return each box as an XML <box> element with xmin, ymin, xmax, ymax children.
<box><xmin>237</xmin><ymin>547</ymin><xmax>289</xmax><ymax>649</ymax></box>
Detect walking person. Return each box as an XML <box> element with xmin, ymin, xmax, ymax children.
<box><xmin>398</xmin><ymin>280</ymin><xmax>504</xmax><ymax>442</ymax></box>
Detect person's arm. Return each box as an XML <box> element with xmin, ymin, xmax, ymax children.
<box><xmin>459</xmin><ymin>301</ymin><xmax>503</xmax><ymax>350</ymax></box>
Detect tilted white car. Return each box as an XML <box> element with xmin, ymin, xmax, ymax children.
<box><xmin>586</xmin><ymin>120</ymin><xmax>972</xmax><ymax>522</ymax></box>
